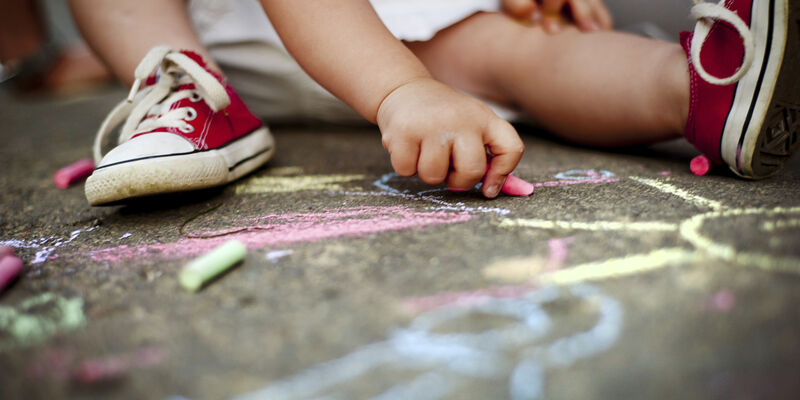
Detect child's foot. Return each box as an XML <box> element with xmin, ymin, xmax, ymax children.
<box><xmin>85</xmin><ymin>46</ymin><xmax>274</xmax><ymax>205</ymax></box>
<box><xmin>682</xmin><ymin>0</ymin><xmax>799</xmax><ymax>178</ymax></box>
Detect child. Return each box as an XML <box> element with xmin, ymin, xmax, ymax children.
<box><xmin>68</xmin><ymin>0</ymin><xmax>799</xmax><ymax>206</ymax></box>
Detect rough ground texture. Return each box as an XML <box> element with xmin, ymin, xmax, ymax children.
<box><xmin>1</xmin><ymin>88</ymin><xmax>799</xmax><ymax>400</ymax></box>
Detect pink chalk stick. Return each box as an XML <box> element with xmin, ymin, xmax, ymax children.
<box><xmin>0</xmin><ymin>245</ymin><xmax>14</xmax><ymax>259</ymax></box>
<box><xmin>54</xmin><ymin>158</ymin><xmax>95</xmax><ymax>189</ymax></box>
<box><xmin>0</xmin><ymin>255</ymin><xmax>23</xmax><ymax>292</ymax></box>
<box><xmin>501</xmin><ymin>174</ymin><xmax>534</xmax><ymax>196</ymax></box>
<box><xmin>690</xmin><ymin>155</ymin><xmax>715</xmax><ymax>176</ymax></box>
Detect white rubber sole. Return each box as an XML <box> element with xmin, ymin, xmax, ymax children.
<box><xmin>721</xmin><ymin>0</ymin><xmax>800</xmax><ymax>178</ymax></box>
<box><xmin>85</xmin><ymin>126</ymin><xmax>274</xmax><ymax>206</ymax></box>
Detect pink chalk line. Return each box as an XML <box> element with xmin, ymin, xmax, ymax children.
<box><xmin>26</xmin><ymin>346</ymin><xmax>167</xmax><ymax>383</ymax></box>
<box><xmin>89</xmin><ymin>206</ymin><xmax>471</xmax><ymax>263</ymax></box>
<box><xmin>545</xmin><ymin>237</ymin><xmax>574</xmax><ymax>272</ymax></box>
<box><xmin>401</xmin><ymin>237</ymin><xmax>574</xmax><ymax>314</ymax></box>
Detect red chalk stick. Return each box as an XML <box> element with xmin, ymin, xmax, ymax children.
<box><xmin>501</xmin><ymin>174</ymin><xmax>535</xmax><ymax>197</ymax></box>
<box><xmin>690</xmin><ymin>155</ymin><xmax>715</xmax><ymax>176</ymax></box>
<box><xmin>54</xmin><ymin>158</ymin><xmax>95</xmax><ymax>189</ymax></box>
<box><xmin>0</xmin><ymin>245</ymin><xmax>13</xmax><ymax>259</ymax></box>
<box><xmin>0</xmin><ymin>255</ymin><xmax>23</xmax><ymax>292</ymax></box>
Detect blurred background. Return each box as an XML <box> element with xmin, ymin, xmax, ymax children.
<box><xmin>0</xmin><ymin>0</ymin><xmax>693</xmax><ymax>97</ymax></box>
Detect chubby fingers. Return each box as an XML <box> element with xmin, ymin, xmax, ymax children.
<box><xmin>588</xmin><ymin>0</ymin><xmax>613</xmax><ymax>30</ymax></box>
<box><xmin>539</xmin><ymin>0</ymin><xmax>613</xmax><ymax>33</ymax></box>
<box><xmin>482</xmin><ymin>118</ymin><xmax>525</xmax><ymax>198</ymax></box>
<box><xmin>417</xmin><ymin>135</ymin><xmax>451</xmax><ymax>185</ymax></box>
<box><xmin>446</xmin><ymin>134</ymin><xmax>487</xmax><ymax>191</ymax></box>
<box><xmin>539</xmin><ymin>0</ymin><xmax>568</xmax><ymax>33</ymax></box>
<box><xmin>502</xmin><ymin>0</ymin><xmax>538</xmax><ymax>20</ymax></box>
<box><xmin>385</xmin><ymin>136</ymin><xmax>420</xmax><ymax>177</ymax></box>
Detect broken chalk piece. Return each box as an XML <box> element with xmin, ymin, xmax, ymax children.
<box><xmin>690</xmin><ymin>155</ymin><xmax>715</xmax><ymax>176</ymax></box>
<box><xmin>54</xmin><ymin>158</ymin><xmax>95</xmax><ymax>189</ymax></box>
<box><xmin>501</xmin><ymin>174</ymin><xmax>535</xmax><ymax>196</ymax></box>
<box><xmin>179</xmin><ymin>240</ymin><xmax>246</xmax><ymax>292</ymax></box>
<box><xmin>0</xmin><ymin>255</ymin><xmax>23</xmax><ymax>293</ymax></box>
<box><xmin>0</xmin><ymin>245</ymin><xmax>14</xmax><ymax>259</ymax></box>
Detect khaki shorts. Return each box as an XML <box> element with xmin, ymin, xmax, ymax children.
<box><xmin>195</xmin><ymin>0</ymin><xmax>692</xmax><ymax>123</ymax></box>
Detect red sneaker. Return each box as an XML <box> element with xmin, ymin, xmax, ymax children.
<box><xmin>84</xmin><ymin>46</ymin><xmax>274</xmax><ymax>205</ymax></box>
<box><xmin>682</xmin><ymin>0</ymin><xmax>799</xmax><ymax>178</ymax></box>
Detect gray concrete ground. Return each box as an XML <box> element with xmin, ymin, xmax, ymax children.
<box><xmin>1</xmin><ymin>87</ymin><xmax>800</xmax><ymax>400</ymax></box>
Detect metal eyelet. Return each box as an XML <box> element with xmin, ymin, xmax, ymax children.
<box><xmin>180</xmin><ymin>124</ymin><xmax>195</xmax><ymax>134</ymax></box>
<box><xmin>189</xmin><ymin>92</ymin><xmax>202</xmax><ymax>102</ymax></box>
<box><xmin>185</xmin><ymin>107</ymin><xmax>197</xmax><ymax>121</ymax></box>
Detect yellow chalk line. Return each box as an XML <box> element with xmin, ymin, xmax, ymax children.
<box><xmin>234</xmin><ymin>174</ymin><xmax>366</xmax><ymax>194</ymax></box>
<box><xmin>499</xmin><ymin>218</ymin><xmax>678</xmax><ymax>232</ymax></box>
<box><xmin>481</xmin><ymin>248</ymin><xmax>697</xmax><ymax>285</ymax></box>
<box><xmin>629</xmin><ymin>177</ymin><xmax>725</xmax><ymax>210</ymax></box>
<box><xmin>761</xmin><ymin>218</ymin><xmax>800</xmax><ymax>232</ymax></box>
<box><xmin>539</xmin><ymin>248</ymin><xmax>698</xmax><ymax>285</ymax></box>
<box><xmin>482</xmin><ymin>255</ymin><xmax>547</xmax><ymax>282</ymax></box>
<box><xmin>679</xmin><ymin>206</ymin><xmax>800</xmax><ymax>272</ymax></box>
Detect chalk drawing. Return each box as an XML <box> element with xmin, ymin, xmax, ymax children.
<box><xmin>481</xmin><ymin>237</ymin><xmax>573</xmax><ymax>283</ymax></box>
<box><xmin>630</xmin><ymin>176</ymin><xmax>724</xmax><ymax>210</ymax></box>
<box><xmin>709</xmin><ymin>290</ymin><xmax>736</xmax><ymax>312</ymax></box>
<box><xmin>234</xmin><ymin>174</ymin><xmax>366</xmax><ymax>194</ymax></box>
<box><xmin>533</xmin><ymin>176</ymin><xmax>620</xmax><ymax>188</ymax></box>
<box><xmin>482</xmin><ymin>256</ymin><xmax>549</xmax><ymax>283</ymax></box>
<box><xmin>0</xmin><ymin>226</ymin><xmax>97</xmax><ymax>264</ymax></box>
<box><xmin>27</xmin><ymin>345</ymin><xmax>167</xmax><ymax>383</ymax></box>
<box><xmin>89</xmin><ymin>207</ymin><xmax>471</xmax><ymax>262</ymax></box>
<box><xmin>368</xmin><ymin>173</ymin><xmax>512</xmax><ymax>215</ymax></box>
<box><xmin>680</xmin><ymin>206</ymin><xmax>800</xmax><ymax>272</ymax></box>
<box><xmin>538</xmin><ymin>248</ymin><xmax>697</xmax><ymax>285</ymax></box>
<box><xmin>499</xmin><ymin>218</ymin><xmax>678</xmax><ymax>232</ymax></box>
<box><xmin>74</xmin><ymin>346</ymin><xmax>168</xmax><ymax>383</ymax></box>
<box><xmin>367</xmin><ymin>170</ymin><xmax>621</xmax><ymax>216</ymax></box>
<box><xmin>233</xmin><ymin>284</ymin><xmax>622</xmax><ymax>400</ymax></box>
<box><xmin>761</xmin><ymin>218</ymin><xmax>800</xmax><ymax>232</ymax></box>
<box><xmin>496</xmin><ymin>175</ymin><xmax>800</xmax><ymax>283</ymax></box>
<box><xmin>267</xmin><ymin>166</ymin><xmax>305</xmax><ymax>176</ymax></box>
<box><xmin>266</xmin><ymin>249</ymin><xmax>294</xmax><ymax>263</ymax></box>
<box><xmin>400</xmin><ymin>284</ymin><xmax>537</xmax><ymax>314</ymax></box>
<box><xmin>545</xmin><ymin>237</ymin><xmax>573</xmax><ymax>271</ymax></box>
<box><xmin>553</xmin><ymin>169</ymin><xmax>615</xmax><ymax>181</ymax></box>
<box><xmin>0</xmin><ymin>293</ymin><xmax>86</xmax><ymax>352</ymax></box>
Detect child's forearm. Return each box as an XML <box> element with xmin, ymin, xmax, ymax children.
<box><xmin>260</xmin><ymin>0</ymin><xmax>431</xmax><ymax>123</ymax></box>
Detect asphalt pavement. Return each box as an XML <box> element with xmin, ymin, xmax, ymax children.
<box><xmin>1</xmin><ymin>87</ymin><xmax>799</xmax><ymax>399</ymax></box>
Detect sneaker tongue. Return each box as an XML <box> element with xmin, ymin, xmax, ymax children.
<box><xmin>179</xmin><ymin>50</ymin><xmax>224</xmax><ymax>82</ymax></box>
<box><xmin>179</xmin><ymin>50</ymin><xmax>207</xmax><ymax>67</ymax></box>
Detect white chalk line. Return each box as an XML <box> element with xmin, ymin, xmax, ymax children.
<box><xmin>0</xmin><ymin>226</ymin><xmax>97</xmax><ymax>264</ymax></box>
<box><xmin>232</xmin><ymin>285</ymin><xmax>622</xmax><ymax>400</ymax></box>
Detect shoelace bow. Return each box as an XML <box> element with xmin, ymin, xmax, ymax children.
<box><xmin>92</xmin><ymin>46</ymin><xmax>231</xmax><ymax>163</ymax></box>
<box><xmin>690</xmin><ymin>0</ymin><xmax>755</xmax><ymax>86</ymax></box>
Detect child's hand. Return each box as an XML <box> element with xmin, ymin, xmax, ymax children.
<box><xmin>502</xmin><ymin>0</ymin><xmax>613</xmax><ymax>34</ymax></box>
<box><xmin>376</xmin><ymin>78</ymin><xmax>524</xmax><ymax>198</ymax></box>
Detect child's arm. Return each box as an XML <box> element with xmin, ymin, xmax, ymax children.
<box><xmin>260</xmin><ymin>0</ymin><xmax>524</xmax><ymax>198</ymax></box>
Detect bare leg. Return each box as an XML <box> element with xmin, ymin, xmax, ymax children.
<box><xmin>0</xmin><ymin>0</ymin><xmax>44</xmax><ymax>63</ymax></box>
<box><xmin>407</xmin><ymin>12</ymin><xmax>689</xmax><ymax>147</ymax></box>
<box><xmin>68</xmin><ymin>0</ymin><xmax>219</xmax><ymax>85</ymax></box>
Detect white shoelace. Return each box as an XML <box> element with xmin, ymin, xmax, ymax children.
<box><xmin>690</xmin><ymin>0</ymin><xmax>755</xmax><ymax>86</ymax></box>
<box><xmin>92</xmin><ymin>46</ymin><xmax>231</xmax><ymax>163</ymax></box>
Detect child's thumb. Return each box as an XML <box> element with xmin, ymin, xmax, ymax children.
<box><xmin>482</xmin><ymin>119</ymin><xmax>524</xmax><ymax>198</ymax></box>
